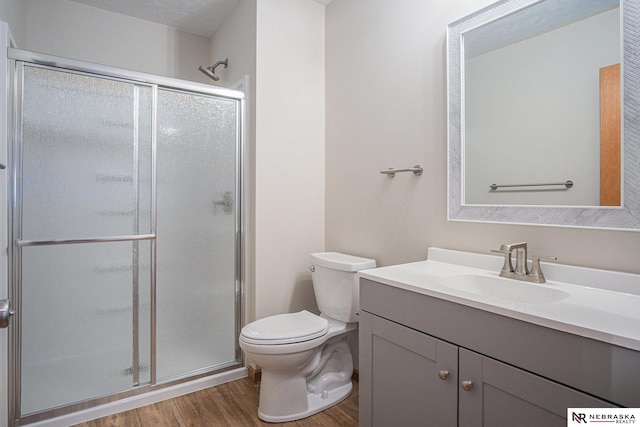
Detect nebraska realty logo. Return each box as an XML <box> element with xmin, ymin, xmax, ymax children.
<box><xmin>568</xmin><ymin>408</ymin><xmax>638</xmax><ymax>425</ymax></box>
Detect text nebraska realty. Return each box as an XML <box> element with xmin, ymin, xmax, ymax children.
<box><xmin>573</xmin><ymin>413</ymin><xmax>636</xmax><ymax>424</ymax></box>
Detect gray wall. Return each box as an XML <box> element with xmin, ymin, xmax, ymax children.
<box><xmin>325</xmin><ymin>0</ymin><xmax>640</xmax><ymax>275</ymax></box>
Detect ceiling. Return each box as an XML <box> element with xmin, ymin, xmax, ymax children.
<box><xmin>69</xmin><ymin>0</ymin><xmax>333</xmax><ymax>38</ymax></box>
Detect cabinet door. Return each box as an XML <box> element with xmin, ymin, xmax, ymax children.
<box><xmin>359</xmin><ymin>312</ymin><xmax>458</xmax><ymax>427</ymax></box>
<box><xmin>458</xmin><ymin>349</ymin><xmax>616</xmax><ymax>427</ymax></box>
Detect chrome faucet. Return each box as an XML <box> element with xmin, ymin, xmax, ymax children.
<box><xmin>492</xmin><ymin>242</ymin><xmax>556</xmax><ymax>284</ymax></box>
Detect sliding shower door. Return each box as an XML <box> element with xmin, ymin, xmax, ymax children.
<box><xmin>10</xmin><ymin>51</ymin><xmax>243</xmax><ymax>424</ymax></box>
<box><xmin>16</xmin><ymin>65</ymin><xmax>154</xmax><ymax>416</ymax></box>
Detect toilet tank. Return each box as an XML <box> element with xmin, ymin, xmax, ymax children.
<box><xmin>310</xmin><ymin>252</ymin><xmax>376</xmax><ymax>323</ymax></box>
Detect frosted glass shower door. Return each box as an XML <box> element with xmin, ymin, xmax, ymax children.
<box><xmin>16</xmin><ymin>65</ymin><xmax>153</xmax><ymax>415</ymax></box>
<box><xmin>155</xmin><ymin>89</ymin><xmax>239</xmax><ymax>380</ymax></box>
<box><xmin>11</xmin><ymin>52</ymin><xmax>243</xmax><ymax>424</ymax></box>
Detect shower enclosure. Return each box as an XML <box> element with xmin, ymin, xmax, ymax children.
<box><xmin>6</xmin><ymin>49</ymin><xmax>244</xmax><ymax>425</ymax></box>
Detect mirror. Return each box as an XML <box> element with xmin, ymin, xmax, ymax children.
<box><xmin>447</xmin><ymin>0</ymin><xmax>640</xmax><ymax>230</ymax></box>
<box><xmin>465</xmin><ymin>0</ymin><xmax>619</xmax><ymax>207</ymax></box>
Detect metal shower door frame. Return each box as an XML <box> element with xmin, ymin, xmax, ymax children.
<box><xmin>6</xmin><ymin>48</ymin><xmax>245</xmax><ymax>426</ymax></box>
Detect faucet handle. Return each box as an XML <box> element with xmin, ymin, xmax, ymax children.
<box><xmin>491</xmin><ymin>249</ymin><xmax>514</xmax><ymax>276</ymax></box>
<box><xmin>529</xmin><ymin>255</ymin><xmax>557</xmax><ymax>283</ymax></box>
<box><xmin>500</xmin><ymin>242</ymin><xmax>527</xmax><ymax>252</ymax></box>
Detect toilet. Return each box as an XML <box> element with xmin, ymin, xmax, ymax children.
<box><xmin>239</xmin><ymin>252</ymin><xmax>376</xmax><ymax>422</ymax></box>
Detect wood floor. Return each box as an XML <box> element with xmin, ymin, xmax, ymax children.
<box><xmin>74</xmin><ymin>378</ymin><xmax>358</xmax><ymax>427</ymax></box>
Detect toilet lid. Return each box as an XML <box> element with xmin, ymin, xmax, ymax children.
<box><xmin>240</xmin><ymin>310</ymin><xmax>329</xmax><ymax>345</ymax></box>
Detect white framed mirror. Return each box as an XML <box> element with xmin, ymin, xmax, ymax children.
<box><xmin>447</xmin><ymin>0</ymin><xmax>640</xmax><ymax>230</ymax></box>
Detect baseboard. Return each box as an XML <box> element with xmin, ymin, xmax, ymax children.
<box><xmin>248</xmin><ymin>367</ymin><xmax>359</xmax><ymax>383</ymax></box>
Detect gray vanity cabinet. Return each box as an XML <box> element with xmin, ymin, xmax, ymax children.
<box><xmin>359</xmin><ymin>278</ymin><xmax>624</xmax><ymax>427</ymax></box>
<box><xmin>359</xmin><ymin>311</ymin><xmax>458</xmax><ymax>426</ymax></box>
<box><xmin>458</xmin><ymin>349</ymin><xmax>613</xmax><ymax>427</ymax></box>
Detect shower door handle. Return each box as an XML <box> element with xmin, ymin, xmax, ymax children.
<box><xmin>0</xmin><ymin>299</ymin><xmax>16</xmax><ymax>328</ymax></box>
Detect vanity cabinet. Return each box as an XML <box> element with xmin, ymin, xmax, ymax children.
<box><xmin>359</xmin><ymin>278</ymin><xmax>633</xmax><ymax>426</ymax></box>
<box><xmin>359</xmin><ymin>311</ymin><xmax>458</xmax><ymax>426</ymax></box>
<box><xmin>457</xmin><ymin>349</ymin><xmax>613</xmax><ymax>427</ymax></box>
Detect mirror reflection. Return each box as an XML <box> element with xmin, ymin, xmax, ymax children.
<box><xmin>462</xmin><ymin>0</ymin><xmax>620</xmax><ymax>206</ymax></box>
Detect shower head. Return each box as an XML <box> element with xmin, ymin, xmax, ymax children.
<box><xmin>199</xmin><ymin>65</ymin><xmax>219</xmax><ymax>81</ymax></box>
<box><xmin>199</xmin><ymin>58</ymin><xmax>228</xmax><ymax>82</ymax></box>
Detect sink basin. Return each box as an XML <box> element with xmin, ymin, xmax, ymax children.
<box><xmin>438</xmin><ymin>274</ymin><xmax>571</xmax><ymax>304</ymax></box>
<box><xmin>358</xmin><ymin>248</ymin><xmax>640</xmax><ymax>351</ymax></box>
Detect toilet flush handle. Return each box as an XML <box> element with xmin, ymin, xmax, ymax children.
<box><xmin>309</xmin><ymin>265</ymin><xmax>315</xmax><ymax>272</ymax></box>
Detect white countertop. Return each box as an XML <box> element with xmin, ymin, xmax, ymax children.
<box><xmin>358</xmin><ymin>248</ymin><xmax>640</xmax><ymax>351</ymax></box>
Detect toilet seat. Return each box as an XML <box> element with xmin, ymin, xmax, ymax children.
<box><xmin>240</xmin><ymin>310</ymin><xmax>329</xmax><ymax>345</ymax></box>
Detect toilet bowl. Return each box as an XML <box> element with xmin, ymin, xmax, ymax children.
<box><xmin>239</xmin><ymin>252</ymin><xmax>376</xmax><ymax>422</ymax></box>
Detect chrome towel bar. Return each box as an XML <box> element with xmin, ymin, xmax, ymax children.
<box><xmin>380</xmin><ymin>165</ymin><xmax>423</xmax><ymax>178</ymax></box>
<box><xmin>489</xmin><ymin>180</ymin><xmax>573</xmax><ymax>191</ymax></box>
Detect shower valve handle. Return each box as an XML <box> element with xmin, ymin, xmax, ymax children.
<box><xmin>0</xmin><ymin>299</ymin><xmax>15</xmax><ymax>329</ymax></box>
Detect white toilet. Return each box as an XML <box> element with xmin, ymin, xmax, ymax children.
<box><xmin>239</xmin><ymin>252</ymin><xmax>376</xmax><ymax>422</ymax></box>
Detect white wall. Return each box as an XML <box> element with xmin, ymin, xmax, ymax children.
<box><xmin>465</xmin><ymin>9</ymin><xmax>619</xmax><ymax>205</ymax></box>
<box><xmin>325</xmin><ymin>0</ymin><xmax>640</xmax><ymax>275</ymax></box>
<box><xmin>254</xmin><ymin>0</ymin><xmax>326</xmax><ymax>319</ymax></box>
<box><xmin>209</xmin><ymin>0</ymin><xmax>258</xmax><ymax>322</ymax></box>
<box><xmin>24</xmin><ymin>0</ymin><xmax>211</xmax><ymax>83</ymax></box>
<box><xmin>0</xmin><ymin>0</ymin><xmax>25</xmax><ymax>47</ymax></box>
<box><xmin>209</xmin><ymin>0</ymin><xmax>256</xmax><ymax>88</ymax></box>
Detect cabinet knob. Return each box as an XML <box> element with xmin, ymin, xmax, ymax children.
<box><xmin>461</xmin><ymin>380</ymin><xmax>473</xmax><ymax>391</ymax></box>
<box><xmin>438</xmin><ymin>370</ymin><xmax>449</xmax><ymax>380</ymax></box>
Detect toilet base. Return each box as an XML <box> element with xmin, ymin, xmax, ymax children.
<box><xmin>258</xmin><ymin>381</ymin><xmax>352</xmax><ymax>423</ymax></box>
